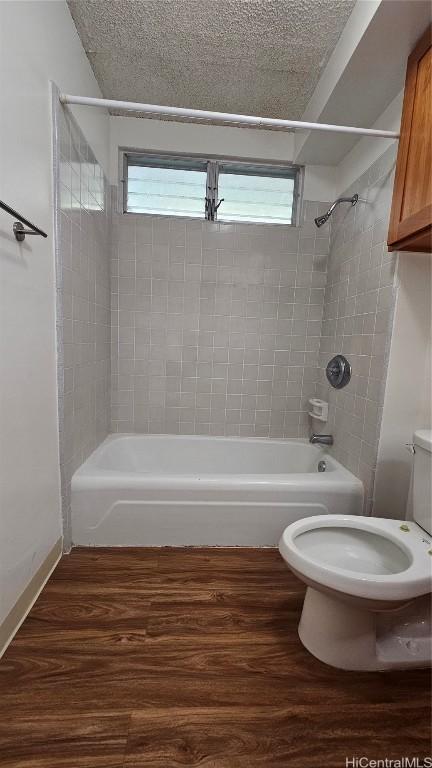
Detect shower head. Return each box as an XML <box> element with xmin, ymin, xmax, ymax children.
<box><xmin>314</xmin><ymin>211</ymin><xmax>331</xmax><ymax>228</ymax></box>
<box><xmin>314</xmin><ymin>194</ymin><xmax>359</xmax><ymax>228</ymax></box>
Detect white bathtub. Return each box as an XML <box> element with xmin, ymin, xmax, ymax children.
<box><xmin>71</xmin><ymin>434</ymin><xmax>363</xmax><ymax>546</ymax></box>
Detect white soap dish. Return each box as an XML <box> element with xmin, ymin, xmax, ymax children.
<box><xmin>308</xmin><ymin>398</ymin><xmax>328</xmax><ymax>422</ymax></box>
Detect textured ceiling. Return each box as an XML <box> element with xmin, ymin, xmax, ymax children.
<box><xmin>68</xmin><ymin>0</ymin><xmax>356</xmax><ymax>122</ymax></box>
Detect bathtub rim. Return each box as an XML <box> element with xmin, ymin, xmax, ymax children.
<box><xmin>71</xmin><ymin>433</ymin><xmax>364</xmax><ymax>497</ymax></box>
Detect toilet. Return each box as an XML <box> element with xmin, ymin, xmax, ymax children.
<box><xmin>279</xmin><ymin>429</ymin><xmax>432</xmax><ymax>671</ymax></box>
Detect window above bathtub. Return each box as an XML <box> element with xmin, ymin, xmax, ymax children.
<box><xmin>121</xmin><ymin>151</ymin><xmax>303</xmax><ymax>226</ymax></box>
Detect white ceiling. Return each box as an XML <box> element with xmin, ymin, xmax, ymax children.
<box><xmin>67</xmin><ymin>0</ymin><xmax>356</xmax><ymax>121</ymax></box>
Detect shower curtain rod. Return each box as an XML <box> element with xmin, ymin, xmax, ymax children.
<box><xmin>59</xmin><ymin>93</ymin><xmax>400</xmax><ymax>139</ymax></box>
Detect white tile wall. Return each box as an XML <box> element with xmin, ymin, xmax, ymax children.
<box><xmin>111</xmin><ymin>202</ymin><xmax>330</xmax><ymax>437</ymax></box>
<box><xmin>54</xmin><ymin>104</ymin><xmax>111</xmax><ymax>546</ymax></box>
<box><xmin>315</xmin><ymin>144</ymin><xmax>399</xmax><ymax>513</ymax></box>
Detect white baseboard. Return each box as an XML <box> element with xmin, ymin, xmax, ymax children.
<box><xmin>0</xmin><ymin>538</ymin><xmax>63</xmax><ymax>658</ymax></box>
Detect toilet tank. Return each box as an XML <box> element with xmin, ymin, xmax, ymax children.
<box><xmin>413</xmin><ymin>430</ymin><xmax>432</xmax><ymax>536</ymax></box>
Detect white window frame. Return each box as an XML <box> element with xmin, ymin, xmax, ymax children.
<box><xmin>120</xmin><ymin>149</ymin><xmax>304</xmax><ymax>226</ymax></box>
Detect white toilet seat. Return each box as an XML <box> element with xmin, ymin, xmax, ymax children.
<box><xmin>279</xmin><ymin>515</ymin><xmax>432</xmax><ymax>603</ymax></box>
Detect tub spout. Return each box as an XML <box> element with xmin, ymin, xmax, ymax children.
<box><xmin>310</xmin><ymin>434</ymin><xmax>334</xmax><ymax>446</ymax></box>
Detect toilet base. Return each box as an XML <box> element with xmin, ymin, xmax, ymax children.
<box><xmin>298</xmin><ymin>587</ymin><xmax>431</xmax><ymax>671</ymax></box>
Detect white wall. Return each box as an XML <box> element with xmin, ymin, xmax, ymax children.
<box><xmin>335</xmin><ymin>90</ymin><xmax>403</xmax><ymax>196</ymax></box>
<box><xmin>294</xmin><ymin>0</ymin><xmax>379</xmax><ymax>160</ymax></box>
<box><xmin>374</xmin><ymin>253</ymin><xmax>432</xmax><ymax>520</ymax></box>
<box><xmin>109</xmin><ymin>115</ymin><xmax>336</xmax><ymax>202</ymax></box>
<box><xmin>109</xmin><ymin>115</ymin><xmax>295</xmax><ymax>180</ymax></box>
<box><xmin>0</xmin><ymin>1</ymin><xmax>109</xmax><ymax>626</ymax></box>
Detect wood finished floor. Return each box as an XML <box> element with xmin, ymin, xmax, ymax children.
<box><xmin>0</xmin><ymin>547</ymin><xmax>430</xmax><ymax>767</ymax></box>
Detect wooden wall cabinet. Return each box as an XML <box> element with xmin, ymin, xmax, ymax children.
<box><xmin>388</xmin><ymin>26</ymin><xmax>432</xmax><ymax>253</ymax></box>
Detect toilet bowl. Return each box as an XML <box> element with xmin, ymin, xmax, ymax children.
<box><xmin>279</xmin><ymin>429</ymin><xmax>432</xmax><ymax>671</ymax></box>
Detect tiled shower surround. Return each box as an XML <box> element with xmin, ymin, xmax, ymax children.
<box><xmin>54</xmin><ymin>103</ymin><xmax>111</xmax><ymax>544</ymax></box>
<box><xmin>316</xmin><ymin>144</ymin><xmax>398</xmax><ymax>513</ymax></box>
<box><xmin>111</xmin><ymin>203</ymin><xmax>330</xmax><ymax>437</ymax></box>
<box><xmin>54</xmin><ymin>119</ymin><xmax>400</xmax><ymax>523</ymax></box>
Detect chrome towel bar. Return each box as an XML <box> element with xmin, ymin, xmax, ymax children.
<box><xmin>0</xmin><ymin>199</ymin><xmax>48</xmax><ymax>242</ymax></box>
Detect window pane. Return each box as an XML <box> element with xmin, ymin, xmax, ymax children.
<box><xmin>127</xmin><ymin>164</ymin><xmax>206</xmax><ymax>217</ymax></box>
<box><xmin>217</xmin><ymin>172</ymin><xmax>295</xmax><ymax>224</ymax></box>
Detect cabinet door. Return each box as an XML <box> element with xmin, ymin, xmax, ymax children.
<box><xmin>388</xmin><ymin>26</ymin><xmax>432</xmax><ymax>252</ymax></box>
